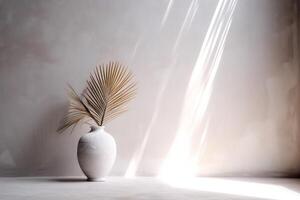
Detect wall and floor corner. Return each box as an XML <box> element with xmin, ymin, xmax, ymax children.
<box><xmin>0</xmin><ymin>0</ymin><xmax>299</xmax><ymax>177</ymax></box>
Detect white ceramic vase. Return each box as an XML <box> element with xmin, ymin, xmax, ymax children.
<box><xmin>77</xmin><ymin>126</ymin><xmax>116</xmax><ymax>181</ymax></box>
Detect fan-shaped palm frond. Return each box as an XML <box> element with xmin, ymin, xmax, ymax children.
<box><xmin>57</xmin><ymin>62</ymin><xmax>137</xmax><ymax>133</ymax></box>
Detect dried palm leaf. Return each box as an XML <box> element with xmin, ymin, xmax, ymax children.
<box><xmin>57</xmin><ymin>84</ymin><xmax>93</xmax><ymax>133</ymax></box>
<box><xmin>57</xmin><ymin>62</ymin><xmax>137</xmax><ymax>133</ymax></box>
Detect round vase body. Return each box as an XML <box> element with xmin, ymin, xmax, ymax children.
<box><xmin>77</xmin><ymin>126</ymin><xmax>116</xmax><ymax>181</ymax></box>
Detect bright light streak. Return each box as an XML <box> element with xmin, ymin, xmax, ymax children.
<box><xmin>159</xmin><ymin>0</ymin><xmax>238</xmax><ymax>180</ymax></box>
<box><xmin>173</xmin><ymin>0</ymin><xmax>199</xmax><ymax>52</ymax></box>
<box><xmin>161</xmin><ymin>0</ymin><xmax>175</xmax><ymax>28</ymax></box>
<box><xmin>186</xmin><ymin>0</ymin><xmax>199</xmax><ymax>31</ymax></box>
<box><xmin>130</xmin><ymin>37</ymin><xmax>142</xmax><ymax>62</ymax></box>
<box><xmin>193</xmin><ymin>118</ymin><xmax>210</xmax><ymax>163</ymax></box>
<box><xmin>125</xmin><ymin>60</ymin><xmax>177</xmax><ymax>178</ymax></box>
<box><xmin>165</xmin><ymin>177</ymin><xmax>300</xmax><ymax>200</ymax></box>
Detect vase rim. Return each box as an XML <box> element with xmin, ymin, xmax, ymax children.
<box><xmin>89</xmin><ymin>125</ymin><xmax>105</xmax><ymax>132</ymax></box>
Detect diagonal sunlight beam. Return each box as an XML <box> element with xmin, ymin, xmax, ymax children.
<box><xmin>159</xmin><ymin>0</ymin><xmax>238</xmax><ymax>180</ymax></box>
<box><xmin>161</xmin><ymin>0</ymin><xmax>175</xmax><ymax>28</ymax></box>
<box><xmin>125</xmin><ymin>59</ymin><xmax>178</xmax><ymax>178</ymax></box>
<box><xmin>186</xmin><ymin>0</ymin><xmax>200</xmax><ymax>31</ymax></box>
<box><xmin>193</xmin><ymin>116</ymin><xmax>210</xmax><ymax>165</ymax></box>
<box><xmin>130</xmin><ymin>37</ymin><xmax>142</xmax><ymax>62</ymax></box>
<box><xmin>189</xmin><ymin>1</ymin><xmax>237</xmax><ymax>161</ymax></box>
<box><xmin>173</xmin><ymin>0</ymin><xmax>200</xmax><ymax>53</ymax></box>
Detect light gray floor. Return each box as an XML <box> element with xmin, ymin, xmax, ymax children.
<box><xmin>1</xmin><ymin>177</ymin><xmax>300</xmax><ymax>200</ymax></box>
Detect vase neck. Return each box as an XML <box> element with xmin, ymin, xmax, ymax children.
<box><xmin>89</xmin><ymin>125</ymin><xmax>105</xmax><ymax>133</ymax></box>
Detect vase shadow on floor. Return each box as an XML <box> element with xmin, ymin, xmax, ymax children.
<box><xmin>49</xmin><ymin>177</ymin><xmax>88</xmax><ymax>182</ymax></box>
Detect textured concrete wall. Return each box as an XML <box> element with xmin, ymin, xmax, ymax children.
<box><xmin>0</xmin><ymin>0</ymin><xmax>299</xmax><ymax>177</ymax></box>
